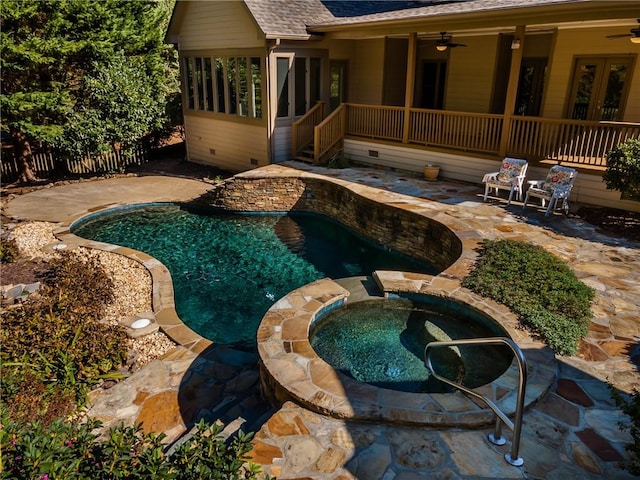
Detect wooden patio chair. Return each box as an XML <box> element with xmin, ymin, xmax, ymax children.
<box><xmin>523</xmin><ymin>165</ymin><xmax>578</xmax><ymax>217</ymax></box>
<box><xmin>482</xmin><ymin>157</ymin><xmax>529</xmax><ymax>204</ymax></box>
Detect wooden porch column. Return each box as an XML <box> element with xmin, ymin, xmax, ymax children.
<box><xmin>499</xmin><ymin>25</ymin><xmax>526</xmax><ymax>157</ymax></box>
<box><xmin>403</xmin><ymin>32</ymin><xmax>417</xmax><ymax>143</ymax></box>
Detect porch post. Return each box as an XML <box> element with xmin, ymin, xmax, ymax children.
<box><xmin>403</xmin><ymin>32</ymin><xmax>417</xmax><ymax>143</ymax></box>
<box><xmin>499</xmin><ymin>25</ymin><xmax>526</xmax><ymax>157</ymax></box>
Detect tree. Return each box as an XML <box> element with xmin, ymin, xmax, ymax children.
<box><xmin>0</xmin><ymin>0</ymin><xmax>179</xmax><ymax>182</ymax></box>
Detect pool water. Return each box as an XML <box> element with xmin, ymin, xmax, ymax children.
<box><xmin>73</xmin><ymin>204</ymin><xmax>437</xmax><ymax>349</ymax></box>
<box><xmin>310</xmin><ymin>298</ymin><xmax>511</xmax><ymax>393</ymax></box>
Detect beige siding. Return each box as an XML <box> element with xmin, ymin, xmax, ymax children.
<box><xmin>177</xmin><ymin>1</ymin><xmax>263</xmax><ymax>51</ymax></box>
<box><xmin>446</xmin><ymin>36</ymin><xmax>499</xmax><ymax>113</ymax></box>
<box><xmin>351</xmin><ymin>39</ymin><xmax>385</xmax><ymax>104</ymax></box>
<box><xmin>543</xmin><ymin>26</ymin><xmax>640</xmax><ymax>121</ymax></box>
<box><xmin>344</xmin><ymin>139</ymin><xmax>640</xmax><ymax>212</ymax></box>
<box><xmin>184</xmin><ymin>115</ymin><xmax>268</xmax><ymax>172</ymax></box>
<box><xmin>273</xmin><ymin>126</ymin><xmax>292</xmax><ymax>162</ymax></box>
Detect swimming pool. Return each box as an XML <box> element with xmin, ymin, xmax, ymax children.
<box><xmin>73</xmin><ymin>204</ymin><xmax>437</xmax><ymax>349</ymax></box>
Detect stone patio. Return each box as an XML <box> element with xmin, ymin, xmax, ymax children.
<box><xmin>4</xmin><ymin>162</ymin><xmax>639</xmax><ymax>479</ymax></box>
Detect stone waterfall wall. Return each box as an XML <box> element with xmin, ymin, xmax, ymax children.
<box><xmin>203</xmin><ymin>175</ymin><xmax>461</xmax><ymax>271</ymax></box>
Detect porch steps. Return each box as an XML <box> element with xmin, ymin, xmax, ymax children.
<box><xmin>294</xmin><ymin>144</ymin><xmax>316</xmax><ymax>164</ymax></box>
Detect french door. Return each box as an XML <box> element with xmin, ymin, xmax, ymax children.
<box><xmin>567</xmin><ymin>56</ymin><xmax>634</xmax><ymax>121</ymax></box>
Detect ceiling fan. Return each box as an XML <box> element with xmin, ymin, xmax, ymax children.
<box><xmin>605</xmin><ymin>19</ymin><xmax>640</xmax><ymax>43</ymax></box>
<box><xmin>435</xmin><ymin>32</ymin><xmax>467</xmax><ymax>51</ymax></box>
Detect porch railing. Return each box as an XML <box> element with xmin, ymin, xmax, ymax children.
<box><xmin>508</xmin><ymin>116</ymin><xmax>640</xmax><ymax>167</ymax></box>
<box><xmin>301</xmin><ymin>103</ymin><xmax>639</xmax><ymax>166</ymax></box>
<box><xmin>314</xmin><ymin>104</ymin><xmax>346</xmax><ymax>163</ymax></box>
<box><xmin>346</xmin><ymin>104</ymin><xmax>405</xmax><ymax>141</ymax></box>
<box><xmin>292</xmin><ymin>101</ymin><xmax>324</xmax><ymax>158</ymax></box>
<box><xmin>409</xmin><ymin>109</ymin><xmax>503</xmax><ymax>155</ymax></box>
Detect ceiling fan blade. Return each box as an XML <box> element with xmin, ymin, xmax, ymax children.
<box><xmin>606</xmin><ymin>33</ymin><xmax>632</xmax><ymax>38</ymax></box>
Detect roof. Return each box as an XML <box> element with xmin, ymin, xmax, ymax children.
<box><xmin>168</xmin><ymin>0</ymin><xmax>638</xmax><ymax>42</ymax></box>
<box><xmin>242</xmin><ymin>0</ymin><xmax>588</xmax><ymax>38</ymax></box>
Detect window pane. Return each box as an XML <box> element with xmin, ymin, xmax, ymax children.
<box><xmin>295</xmin><ymin>57</ymin><xmax>306</xmax><ymax>116</ymax></box>
<box><xmin>185</xmin><ymin>57</ymin><xmax>194</xmax><ymax>109</ymax></box>
<box><xmin>195</xmin><ymin>57</ymin><xmax>204</xmax><ymax>110</ymax></box>
<box><xmin>204</xmin><ymin>58</ymin><xmax>213</xmax><ymax>111</ymax></box>
<box><xmin>277</xmin><ymin>57</ymin><xmax>290</xmax><ymax>118</ymax></box>
<box><xmin>215</xmin><ymin>58</ymin><xmax>226</xmax><ymax>113</ymax></box>
<box><xmin>238</xmin><ymin>57</ymin><xmax>247</xmax><ymax>117</ymax></box>
<box><xmin>251</xmin><ymin>57</ymin><xmax>262</xmax><ymax>118</ymax></box>
<box><xmin>602</xmin><ymin>63</ymin><xmax>627</xmax><ymax>121</ymax></box>
<box><xmin>310</xmin><ymin>57</ymin><xmax>321</xmax><ymax>104</ymax></box>
<box><xmin>572</xmin><ymin>63</ymin><xmax>597</xmax><ymax>120</ymax></box>
<box><xmin>227</xmin><ymin>57</ymin><xmax>237</xmax><ymax>115</ymax></box>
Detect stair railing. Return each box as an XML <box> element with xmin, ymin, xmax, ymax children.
<box><xmin>424</xmin><ymin>337</ymin><xmax>527</xmax><ymax>467</ymax></box>
<box><xmin>292</xmin><ymin>101</ymin><xmax>324</xmax><ymax>159</ymax></box>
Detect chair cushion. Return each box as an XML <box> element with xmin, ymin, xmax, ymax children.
<box><xmin>496</xmin><ymin>158</ymin><xmax>526</xmax><ymax>184</ymax></box>
<box><xmin>541</xmin><ymin>166</ymin><xmax>575</xmax><ymax>191</ymax></box>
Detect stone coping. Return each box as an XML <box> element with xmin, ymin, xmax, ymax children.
<box><xmin>257</xmin><ymin>276</ymin><xmax>556</xmax><ymax>427</ymax></box>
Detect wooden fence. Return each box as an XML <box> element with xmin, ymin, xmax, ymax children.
<box><xmin>1</xmin><ymin>142</ymin><xmax>150</xmax><ymax>182</ymax></box>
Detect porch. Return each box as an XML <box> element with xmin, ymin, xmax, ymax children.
<box><xmin>293</xmin><ymin>102</ymin><xmax>640</xmax><ymax>171</ymax></box>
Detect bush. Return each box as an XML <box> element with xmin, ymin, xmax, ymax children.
<box><xmin>0</xmin><ymin>413</ymin><xmax>273</xmax><ymax>480</ymax></box>
<box><xmin>0</xmin><ymin>251</ymin><xmax>127</xmax><ymax>423</ymax></box>
<box><xmin>462</xmin><ymin>239</ymin><xmax>594</xmax><ymax>356</ymax></box>
<box><xmin>603</xmin><ymin>138</ymin><xmax>640</xmax><ymax>200</ymax></box>
<box><xmin>610</xmin><ymin>386</ymin><xmax>640</xmax><ymax>475</ymax></box>
<box><xmin>0</xmin><ymin>237</ymin><xmax>19</xmax><ymax>263</ymax></box>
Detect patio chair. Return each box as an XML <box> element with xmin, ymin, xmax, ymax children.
<box><xmin>482</xmin><ymin>157</ymin><xmax>529</xmax><ymax>204</ymax></box>
<box><xmin>523</xmin><ymin>165</ymin><xmax>577</xmax><ymax>217</ymax></box>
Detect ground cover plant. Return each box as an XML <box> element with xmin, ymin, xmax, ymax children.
<box><xmin>462</xmin><ymin>239</ymin><xmax>594</xmax><ymax>356</ymax></box>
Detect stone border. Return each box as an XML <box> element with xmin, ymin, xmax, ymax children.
<box><xmin>257</xmin><ymin>276</ymin><xmax>556</xmax><ymax>427</ymax></box>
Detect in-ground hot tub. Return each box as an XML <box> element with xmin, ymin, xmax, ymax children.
<box><xmin>257</xmin><ymin>277</ymin><xmax>556</xmax><ymax>427</ymax></box>
<box><xmin>309</xmin><ymin>297</ymin><xmax>512</xmax><ymax>394</ymax></box>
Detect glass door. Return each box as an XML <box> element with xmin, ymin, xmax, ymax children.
<box><xmin>567</xmin><ymin>56</ymin><xmax>634</xmax><ymax>121</ymax></box>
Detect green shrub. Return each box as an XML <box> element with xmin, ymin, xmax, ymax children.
<box><xmin>462</xmin><ymin>239</ymin><xmax>594</xmax><ymax>356</ymax></box>
<box><xmin>0</xmin><ymin>413</ymin><xmax>273</xmax><ymax>480</ymax></box>
<box><xmin>0</xmin><ymin>237</ymin><xmax>19</xmax><ymax>263</ymax></box>
<box><xmin>603</xmin><ymin>138</ymin><xmax>640</xmax><ymax>200</ymax></box>
<box><xmin>610</xmin><ymin>386</ymin><xmax>640</xmax><ymax>475</ymax></box>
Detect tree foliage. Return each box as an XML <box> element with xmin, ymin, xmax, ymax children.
<box><xmin>0</xmin><ymin>0</ymin><xmax>179</xmax><ymax>181</ymax></box>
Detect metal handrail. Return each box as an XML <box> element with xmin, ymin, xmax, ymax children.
<box><xmin>424</xmin><ymin>337</ymin><xmax>527</xmax><ymax>467</ymax></box>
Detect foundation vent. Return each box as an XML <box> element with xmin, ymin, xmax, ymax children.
<box><xmin>368</xmin><ymin>150</ymin><xmax>379</xmax><ymax>158</ymax></box>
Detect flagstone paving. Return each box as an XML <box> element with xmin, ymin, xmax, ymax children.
<box><xmin>5</xmin><ymin>162</ymin><xmax>639</xmax><ymax>479</ymax></box>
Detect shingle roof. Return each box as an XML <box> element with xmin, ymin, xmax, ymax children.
<box><xmin>243</xmin><ymin>0</ymin><xmax>585</xmax><ymax>38</ymax></box>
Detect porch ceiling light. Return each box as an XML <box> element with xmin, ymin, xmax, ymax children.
<box><xmin>436</xmin><ymin>44</ymin><xmax>448</xmax><ymax>52</ymax></box>
<box><xmin>631</xmin><ymin>34</ymin><xmax>640</xmax><ymax>44</ymax></box>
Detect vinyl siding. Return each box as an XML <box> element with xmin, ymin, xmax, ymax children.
<box><xmin>177</xmin><ymin>1</ymin><xmax>263</xmax><ymax>51</ymax></box>
<box><xmin>445</xmin><ymin>36</ymin><xmax>499</xmax><ymax>113</ymax></box>
<box><xmin>543</xmin><ymin>26</ymin><xmax>640</xmax><ymax>121</ymax></box>
<box><xmin>184</xmin><ymin>115</ymin><xmax>268</xmax><ymax>172</ymax></box>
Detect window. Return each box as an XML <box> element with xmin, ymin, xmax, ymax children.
<box><xmin>276</xmin><ymin>55</ymin><xmax>322</xmax><ymax>119</ymax></box>
<box><xmin>183</xmin><ymin>55</ymin><xmax>263</xmax><ymax>119</ymax></box>
<box><xmin>566</xmin><ymin>56</ymin><xmax>635</xmax><ymax>121</ymax></box>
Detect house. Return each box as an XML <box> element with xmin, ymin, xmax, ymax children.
<box><xmin>166</xmin><ymin>0</ymin><xmax>640</xmax><ymax>211</ymax></box>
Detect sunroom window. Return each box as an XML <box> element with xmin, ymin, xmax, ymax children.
<box><xmin>183</xmin><ymin>55</ymin><xmax>262</xmax><ymax>119</ymax></box>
